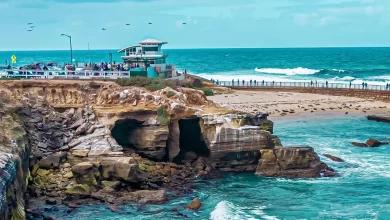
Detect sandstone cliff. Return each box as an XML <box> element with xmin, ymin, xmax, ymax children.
<box><xmin>0</xmin><ymin>80</ymin><xmax>335</xmax><ymax>219</ymax></box>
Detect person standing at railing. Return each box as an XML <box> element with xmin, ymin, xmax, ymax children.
<box><xmin>232</xmin><ymin>79</ymin><xmax>234</xmax><ymax>86</ymax></box>
<box><xmin>262</xmin><ymin>80</ymin><xmax>265</xmax><ymax>86</ymax></box>
<box><xmin>250</xmin><ymin>80</ymin><xmax>252</xmax><ymax>86</ymax></box>
<box><xmin>365</xmin><ymin>82</ymin><xmax>368</xmax><ymax>89</ymax></box>
<box><xmin>254</xmin><ymin>80</ymin><xmax>257</xmax><ymax>86</ymax></box>
<box><xmin>242</xmin><ymin>80</ymin><xmax>245</xmax><ymax>86</ymax></box>
<box><xmin>349</xmin><ymin>81</ymin><xmax>352</xmax><ymax>89</ymax></box>
<box><xmin>362</xmin><ymin>82</ymin><xmax>365</xmax><ymax>89</ymax></box>
<box><xmin>386</xmin><ymin>83</ymin><xmax>389</xmax><ymax>90</ymax></box>
<box><xmin>310</xmin><ymin>81</ymin><xmax>313</xmax><ymax>87</ymax></box>
<box><xmin>237</xmin><ymin>79</ymin><xmax>239</xmax><ymax>85</ymax></box>
<box><xmin>326</xmin><ymin>81</ymin><xmax>328</xmax><ymax>88</ymax></box>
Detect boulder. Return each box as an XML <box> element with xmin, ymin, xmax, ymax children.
<box><xmin>366</xmin><ymin>138</ymin><xmax>388</xmax><ymax>147</ymax></box>
<box><xmin>69</xmin><ymin>119</ymin><xmax>84</xmax><ymax>129</ymax></box>
<box><xmin>323</xmin><ymin>154</ymin><xmax>344</xmax><ymax>162</ymax></box>
<box><xmin>100</xmin><ymin>160</ymin><xmax>138</xmax><ymax>182</ymax></box>
<box><xmin>119</xmin><ymin>190</ymin><xmax>167</xmax><ymax>204</ymax></box>
<box><xmin>256</xmin><ymin>146</ymin><xmax>336</xmax><ymax>178</ymax></box>
<box><xmin>39</xmin><ymin>153</ymin><xmax>66</xmax><ymax>169</ymax></box>
<box><xmin>184</xmin><ymin>198</ymin><xmax>202</xmax><ymax>211</ymax></box>
<box><xmin>367</xmin><ymin>115</ymin><xmax>390</xmax><ymax>123</ymax></box>
<box><xmin>351</xmin><ymin>142</ymin><xmax>368</xmax><ymax>147</ymax></box>
<box><xmin>65</xmin><ymin>184</ymin><xmax>91</xmax><ymax>196</ymax></box>
<box><xmin>71</xmin><ymin>162</ymin><xmax>93</xmax><ymax>175</ymax></box>
<box><xmin>74</xmin><ymin>123</ymin><xmax>89</xmax><ymax>136</ymax></box>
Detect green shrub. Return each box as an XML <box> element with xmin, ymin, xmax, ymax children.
<box><xmin>5</xmin><ymin>109</ymin><xmax>19</xmax><ymax>121</ymax></box>
<box><xmin>115</xmin><ymin>77</ymin><xmax>175</xmax><ymax>92</ymax></box>
<box><xmin>167</xmin><ymin>91</ymin><xmax>175</xmax><ymax>98</ymax></box>
<box><xmin>2</xmin><ymin>97</ymin><xmax>9</xmax><ymax>104</ymax></box>
<box><xmin>197</xmin><ymin>87</ymin><xmax>214</xmax><ymax>96</ymax></box>
<box><xmin>156</xmin><ymin>107</ymin><xmax>169</xmax><ymax>125</ymax></box>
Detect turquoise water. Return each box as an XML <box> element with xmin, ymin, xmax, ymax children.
<box><xmin>1</xmin><ymin>47</ymin><xmax>390</xmax><ymax>84</ymax></box>
<box><xmin>46</xmin><ymin>116</ymin><xmax>390</xmax><ymax>219</ymax></box>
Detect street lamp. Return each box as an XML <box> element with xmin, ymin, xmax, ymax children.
<box><xmin>61</xmin><ymin>34</ymin><xmax>73</xmax><ymax>64</ymax></box>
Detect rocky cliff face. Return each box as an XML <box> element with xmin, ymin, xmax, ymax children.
<box><xmin>0</xmin><ymin>113</ymin><xmax>29</xmax><ymax>220</ymax></box>
<box><xmin>0</xmin><ymin>80</ymin><xmax>335</xmax><ymax>219</ymax></box>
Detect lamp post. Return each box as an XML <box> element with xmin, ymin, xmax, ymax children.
<box><xmin>61</xmin><ymin>34</ymin><xmax>73</xmax><ymax>64</ymax></box>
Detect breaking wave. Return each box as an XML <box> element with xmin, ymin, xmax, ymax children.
<box><xmin>255</xmin><ymin>67</ymin><xmax>320</xmax><ymax>75</ymax></box>
<box><xmin>210</xmin><ymin>201</ymin><xmax>278</xmax><ymax>220</ymax></box>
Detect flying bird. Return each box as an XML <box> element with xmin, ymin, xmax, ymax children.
<box><xmin>102</xmin><ymin>28</ymin><xmax>106</xmax><ymax>30</ymax></box>
<box><xmin>182</xmin><ymin>22</ymin><xmax>186</xmax><ymax>24</ymax></box>
<box><xmin>30</xmin><ymin>26</ymin><xmax>35</xmax><ymax>28</ymax></box>
<box><xmin>125</xmin><ymin>24</ymin><xmax>130</xmax><ymax>26</ymax></box>
<box><xmin>27</xmin><ymin>30</ymin><xmax>32</xmax><ymax>32</ymax></box>
<box><xmin>27</xmin><ymin>22</ymin><xmax>33</xmax><ymax>25</ymax></box>
<box><xmin>148</xmin><ymin>22</ymin><xmax>152</xmax><ymax>24</ymax></box>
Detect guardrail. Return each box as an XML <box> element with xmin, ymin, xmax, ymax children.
<box><xmin>0</xmin><ymin>70</ymin><xmax>132</xmax><ymax>79</ymax></box>
<box><xmin>216</xmin><ymin>81</ymin><xmax>390</xmax><ymax>91</ymax></box>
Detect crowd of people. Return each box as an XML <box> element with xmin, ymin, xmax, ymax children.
<box><xmin>210</xmin><ymin>78</ymin><xmax>390</xmax><ymax>90</ymax></box>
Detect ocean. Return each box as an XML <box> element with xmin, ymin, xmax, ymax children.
<box><xmin>1</xmin><ymin>47</ymin><xmax>390</xmax><ymax>84</ymax></box>
<box><xmin>42</xmin><ymin>116</ymin><xmax>390</xmax><ymax>219</ymax></box>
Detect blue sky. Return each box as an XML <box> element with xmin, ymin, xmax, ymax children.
<box><xmin>0</xmin><ymin>0</ymin><xmax>389</xmax><ymax>50</ymax></box>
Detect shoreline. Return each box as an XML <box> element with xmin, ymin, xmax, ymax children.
<box><xmin>209</xmin><ymin>90</ymin><xmax>390</xmax><ymax>121</ymax></box>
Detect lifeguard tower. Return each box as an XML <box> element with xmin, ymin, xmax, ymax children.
<box><xmin>119</xmin><ymin>38</ymin><xmax>180</xmax><ymax>79</ymax></box>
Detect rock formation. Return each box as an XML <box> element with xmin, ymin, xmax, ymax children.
<box><xmin>256</xmin><ymin>147</ymin><xmax>337</xmax><ymax>178</ymax></box>
<box><xmin>367</xmin><ymin>115</ymin><xmax>390</xmax><ymax>123</ymax></box>
<box><xmin>0</xmin><ymin>80</ymin><xmax>336</xmax><ymax>219</ymax></box>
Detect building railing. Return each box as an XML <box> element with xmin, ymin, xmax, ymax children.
<box><xmin>0</xmin><ymin>70</ymin><xmax>131</xmax><ymax>79</ymax></box>
<box><xmin>216</xmin><ymin>81</ymin><xmax>390</xmax><ymax>91</ymax></box>
<box><xmin>125</xmin><ymin>51</ymin><xmax>163</xmax><ymax>56</ymax></box>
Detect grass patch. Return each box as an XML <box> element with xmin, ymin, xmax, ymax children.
<box><xmin>167</xmin><ymin>91</ymin><xmax>175</xmax><ymax>98</ymax></box>
<box><xmin>116</xmin><ymin>77</ymin><xmax>175</xmax><ymax>92</ymax></box>
<box><xmin>157</xmin><ymin>107</ymin><xmax>169</xmax><ymax>125</ymax></box>
<box><xmin>197</xmin><ymin>87</ymin><xmax>214</xmax><ymax>96</ymax></box>
<box><xmin>2</xmin><ymin>97</ymin><xmax>9</xmax><ymax>104</ymax></box>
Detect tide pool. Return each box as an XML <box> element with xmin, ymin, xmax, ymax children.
<box><xmin>48</xmin><ymin>116</ymin><xmax>390</xmax><ymax>219</ymax></box>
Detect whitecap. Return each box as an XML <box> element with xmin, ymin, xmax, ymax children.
<box><xmin>254</xmin><ymin>67</ymin><xmax>320</xmax><ymax>76</ymax></box>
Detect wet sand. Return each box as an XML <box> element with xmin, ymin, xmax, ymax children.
<box><xmin>209</xmin><ymin>90</ymin><xmax>390</xmax><ymax>120</ymax></box>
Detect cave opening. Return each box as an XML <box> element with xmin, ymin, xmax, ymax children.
<box><xmin>111</xmin><ymin>119</ymin><xmax>143</xmax><ymax>150</ymax></box>
<box><xmin>174</xmin><ymin>117</ymin><xmax>210</xmax><ymax>163</ymax></box>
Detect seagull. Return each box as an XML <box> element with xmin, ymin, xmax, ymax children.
<box><xmin>102</xmin><ymin>28</ymin><xmax>106</xmax><ymax>30</ymax></box>
<box><xmin>125</xmin><ymin>24</ymin><xmax>130</xmax><ymax>26</ymax></box>
<box><xmin>30</xmin><ymin>26</ymin><xmax>35</xmax><ymax>28</ymax></box>
<box><xmin>27</xmin><ymin>22</ymin><xmax>33</xmax><ymax>25</ymax></box>
<box><xmin>27</xmin><ymin>30</ymin><xmax>32</xmax><ymax>32</ymax></box>
<box><xmin>182</xmin><ymin>22</ymin><xmax>186</xmax><ymax>24</ymax></box>
<box><xmin>148</xmin><ymin>22</ymin><xmax>153</xmax><ymax>24</ymax></box>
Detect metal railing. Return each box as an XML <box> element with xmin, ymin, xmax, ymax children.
<box><xmin>215</xmin><ymin>81</ymin><xmax>390</xmax><ymax>91</ymax></box>
<box><xmin>0</xmin><ymin>70</ymin><xmax>131</xmax><ymax>79</ymax></box>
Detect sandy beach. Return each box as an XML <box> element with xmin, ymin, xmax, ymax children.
<box><xmin>209</xmin><ymin>90</ymin><xmax>390</xmax><ymax>120</ymax></box>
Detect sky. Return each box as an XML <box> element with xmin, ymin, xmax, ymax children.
<box><xmin>0</xmin><ymin>0</ymin><xmax>389</xmax><ymax>50</ymax></box>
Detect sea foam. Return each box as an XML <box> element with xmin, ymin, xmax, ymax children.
<box><xmin>255</xmin><ymin>67</ymin><xmax>320</xmax><ymax>75</ymax></box>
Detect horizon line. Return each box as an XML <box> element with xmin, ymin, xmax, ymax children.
<box><xmin>1</xmin><ymin>46</ymin><xmax>390</xmax><ymax>52</ymax></box>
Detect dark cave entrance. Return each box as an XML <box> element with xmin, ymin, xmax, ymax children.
<box><xmin>111</xmin><ymin>119</ymin><xmax>142</xmax><ymax>150</ymax></box>
<box><xmin>174</xmin><ymin>117</ymin><xmax>210</xmax><ymax>163</ymax></box>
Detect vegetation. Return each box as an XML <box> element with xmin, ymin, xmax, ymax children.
<box><xmin>5</xmin><ymin>109</ymin><xmax>20</xmax><ymax>121</ymax></box>
<box><xmin>167</xmin><ymin>91</ymin><xmax>175</xmax><ymax>98</ymax></box>
<box><xmin>197</xmin><ymin>87</ymin><xmax>214</xmax><ymax>96</ymax></box>
<box><xmin>156</xmin><ymin>107</ymin><xmax>169</xmax><ymax>125</ymax></box>
<box><xmin>2</xmin><ymin>97</ymin><xmax>9</xmax><ymax>104</ymax></box>
<box><xmin>115</xmin><ymin>77</ymin><xmax>175</xmax><ymax>91</ymax></box>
